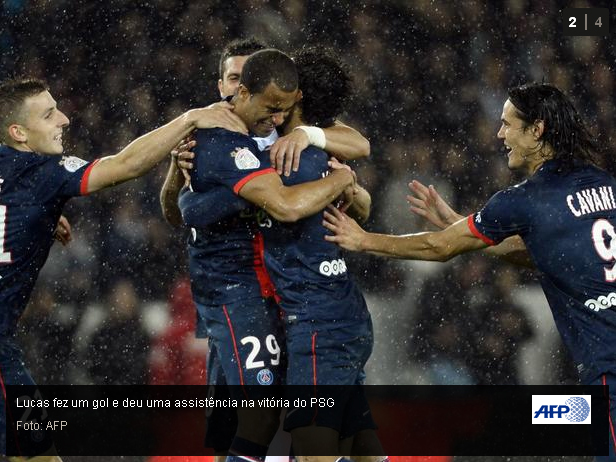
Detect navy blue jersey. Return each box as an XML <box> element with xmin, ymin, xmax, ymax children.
<box><xmin>186</xmin><ymin>128</ymin><xmax>276</xmax><ymax>306</ymax></box>
<box><xmin>261</xmin><ymin>146</ymin><xmax>370</xmax><ymax>324</ymax></box>
<box><xmin>0</xmin><ymin>145</ymin><xmax>95</xmax><ymax>337</ymax></box>
<box><xmin>178</xmin><ymin>185</ymin><xmax>245</xmax><ymax>227</ymax></box>
<box><xmin>469</xmin><ymin>159</ymin><xmax>616</xmax><ymax>383</ymax></box>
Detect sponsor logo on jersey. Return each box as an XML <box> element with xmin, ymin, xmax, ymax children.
<box><xmin>584</xmin><ymin>291</ymin><xmax>616</xmax><ymax>312</ymax></box>
<box><xmin>319</xmin><ymin>258</ymin><xmax>347</xmax><ymax>277</ymax></box>
<box><xmin>475</xmin><ymin>212</ymin><xmax>482</xmax><ymax>223</ymax></box>
<box><xmin>232</xmin><ymin>147</ymin><xmax>260</xmax><ymax>170</ymax></box>
<box><xmin>59</xmin><ymin>156</ymin><xmax>88</xmax><ymax>172</ymax></box>
<box><xmin>257</xmin><ymin>368</ymin><xmax>274</xmax><ymax>385</ymax></box>
<box><xmin>532</xmin><ymin>395</ymin><xmax>591</xmax><ymax>424</ymax></box>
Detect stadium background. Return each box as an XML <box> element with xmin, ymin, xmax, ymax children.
<box><xmin>1</xmin><ymin>0</ymin><xmax>614</xmax><ymax>460</ymax></box>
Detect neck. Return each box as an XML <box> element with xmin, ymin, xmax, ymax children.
<box><xmin>527</xmin><ymin>146</ymin><xmax>555</xmax><ymax>176</ymax></box>
<box><xmin>282</xmin><ymin>111</ymin><xmax>303</xmax><ymax>136</ymax></box>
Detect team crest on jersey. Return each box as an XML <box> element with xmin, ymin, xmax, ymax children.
<box><xmin>232</xmin><ymin>147</ymin><xmax>260</xmax><ymax>170</ymax></box>
<box><xmin>475</xmin><ymin>212</ymin><xmax>482</xmax><ymax>223</ymax></box>
<box><xmin>59</xmin><ymin>156</ymin><xmax>88</xmax><ymax>172</ymax></box>
<box><xmin>256</xmin><ymin>368</ymin><xmax>274</xmax><ymax>385</ymax></box>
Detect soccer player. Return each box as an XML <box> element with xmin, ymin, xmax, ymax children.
<box><xmin>178</xmin><ymin>48</ymin><xmax>385</xmax><ymax>461</ymax></box>
<box><xmin>323</xmin><ymin>82</ymin><xmax>616</xmax><ymax>461</ymax></box>
<box><xmin>162</xmin><ymin>48</ymin><xmax>367</xmax><ymax>462</ymax></box>
<box><xmin>0</xmin><ymin>77</ymin><xmax>247</xmax><ymax>462</ymax></box>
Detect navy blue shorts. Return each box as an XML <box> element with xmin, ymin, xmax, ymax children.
<box><xmin>196</xmin><ymin>296</ymin><xmax>285</xmax><ymax>395</ymax></box>
<box><xmin>283</xmin><ymin>317</ymin><xmax>376</xmax><ymax>435</ymax></box>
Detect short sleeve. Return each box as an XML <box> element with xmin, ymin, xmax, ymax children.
<box><xmin>190</xmin><ymin>129</ymin><xmax>274</xmax><ymax>195</ymax></box>
<box><xmin>468</xmin><ymin>186</ymin><xmax>531</xmax><ymax>245</ymax></box>
<box><xmin>39</xmin><ymin>155</ymin><xmax>97</xmax><ymax>198</ymax></box>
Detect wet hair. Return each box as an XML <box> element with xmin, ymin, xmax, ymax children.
<box><xmin>0</xmin><ymin>77</ymin><xmax>49</xmax><ymax>143</ymax></box>
<box><xmin>239</xmin><ymin>49</ymin><xmax>298</xmax><ymax>95</ymax></box>
<box><xmin>293</xmin><ymin>46</ymin><xmax>352</xmax><ymax>128</ymax></box>
<box><xmin>508</xmin><ymin>82</ymin><xmax>599</xmax><ymax>171</ymax></box>
<box><xmin>219</xmin><ymin>37</ymin><xmax>267</xmax><ymax>78</ymax></box>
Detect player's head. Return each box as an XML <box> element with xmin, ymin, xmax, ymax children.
<box><xmin>233</xmin><ymin>49</ymin><xmax>300</xmax><ymax>137</ymax></box>
<box><xmin>292</xmin><ymin>46</ymin><xmax>352</xmax><ymax>128</ymax></box>
<box><xmin>218</xmin><ymin>38</ymin><xmax>267</xmax><ymax>98</ymax></box>
<box><xmin>0</xmin><ymin>77</ymin><xmax>69</xmax><ymax>155</ymax></box>
<box><xmin>498</xmin><ymin>82</ymin><xmax>598</xmax><ymax>174</ymax></box>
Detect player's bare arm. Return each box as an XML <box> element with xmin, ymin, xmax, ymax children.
<box><xmin>323</xmin><ymin>205</ymin><xmax>486</xmax><ymax>261</ymax></box>
<box><xmin>269</xmin><ymin>120</ymin><xmax>370</xmax><ymax>176</ymax></box>
<box><xmin>160</xmin><ymin>140</ymin><xmax>196</xmax><ymax>227</ymax></box>
<box><xmin>87</xmin><ymin>104</ymin><xmax>247</xmax><ymax>194</ymax></box>
<box><xmin>238</xmin><ymin>158</ymin><xmax>355</xmax><ymax>223</ymax></box>
<box><xmin>158</xmin><ymin>103</ymin><xmax>247</xmax><ymax>225</ymax></box>
<box><xmin>408</xmin><ymin>179</ymin><xmax>534</xmax><ymax>268</ymax></box>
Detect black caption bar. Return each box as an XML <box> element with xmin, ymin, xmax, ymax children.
<box><xmin>4</xmin><ymin>385</ymin><xmax>609</xmax><ymax>456</ymax></box>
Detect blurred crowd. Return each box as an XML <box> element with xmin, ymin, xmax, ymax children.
<box><xmin>2</xmin><ymin>0</ymin><xmax>614</xmax><ymax>386</ymax></box>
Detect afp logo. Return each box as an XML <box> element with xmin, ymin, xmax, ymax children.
<box><xmin>532</xmin><ymin>395</ymin><xmax>591</xmax><ymax>424</ymax></box>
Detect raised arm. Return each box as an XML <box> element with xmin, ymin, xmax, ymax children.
<box><xmin>407</xmin><ymin>179</ymin><xmax>534</xmax><ymax>268</ymax></box>
<box><xmin>86</xmin><ymin>102</ymin><xmax>247</xmax><ymax>194</ymax></box>
<box><xmin>323</xmin><ymin>206</ymin><xmax>486</xmax><ymax>261</ymax></box>
<box><xmin>238</xmin><ymin>158</ymin><xmax>355</xmax><ymax>223</ymax></box>
<box><xmin>158</xmin><ymin>103</ymin><xmax>247</xmax><ymax>226</ymax></box>
<box><xmin>269</xmin><ymin>121</ymin><xmax>370</xmax><ymax>176</ymax></box>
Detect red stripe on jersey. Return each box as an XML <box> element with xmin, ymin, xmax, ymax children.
<box><xmin>467</xmin><ymin>214</ymin><xmax>496</xmax><ymax>246</ymax></box>
<box><xmin>222</xmin><ymin>305</ymin><xmax>247</xmax><ymax>396</ymax></box>
<box><xmin>251</xmin><ymin>232</ymin><xmax>280</xmax><ymax>302</ymax></box>
<box><xmin>80</xmin><ymin>158</ymin><xmax>100</xmax><ymax>195</ymax></box>
<box><xmin>603</xmin><ymin>375</ymin><xmax>616</xmax><ymax>454</ymax></box>
<box><xmin>233</xmin><ymin>168</ymin><xmax>276</xmax><ymax>195</ymax></box>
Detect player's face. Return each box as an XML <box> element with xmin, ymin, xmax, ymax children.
<box><xmin>18</xmin><ymin>91</ymin><xmax>70</xmax><ymax>155</ymax></box>
<box><xmin>497</xmin><ymin>99</ymin><xmax>542</xmax><ymax>175</ymax></box>
<box><xmin>235</xmin><ymin>82</ymin><xmax>298</xmax><ymax>137</ymax></box>
<box><xmin>218</xmin><ymin>55</ymin><xmax>249</xmax><ymax>98</ymax></box>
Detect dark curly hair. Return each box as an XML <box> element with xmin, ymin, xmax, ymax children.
<box><xmin>293</xmin><ymin>47</ymin><xmax>352</xmax><ymax>128</ymax></box>
<box><xmin>508</xmin><ymin>82</ymin><xmax>599</xmax><ymax>171</ymax></box>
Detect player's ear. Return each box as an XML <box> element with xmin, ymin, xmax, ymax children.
<box><xmin>7</xmin><ymin>123</ymin><xmax>27</xmax><ymax>143</ymax></box>
<box><xmin>217</xmin><ymin>79</ymin><xmax>224</xmax><ymax>98</ymax></box>
<box><xmin>532</xmin><ymin>120</ymin><xmax>545</xmax><ymax>140</ymax></box>
<box><xmin>237</xmin><ymin>84</ymin><xmax>250</xmax><ymax>100</ymax></box>
<box><xmin>295</xmin><ymin>89</ymin><xmax>303</xmax><ymax>102</ymax></box>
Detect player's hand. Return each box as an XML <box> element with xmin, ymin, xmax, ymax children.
<box><xmin>53</xmin><ymin>215</ymin><xmax>72</xmax><ymax>246</ymax></box>
<box><xmin>193</xmin><ymin>102</ymin><xmax>248</xmax><ymax>134</ymax></box>
<box><xmin>328</xmin><ymin>157</ymin><xmax>356</xmax><ymax>189</ymax></box>
<box><xmin>328</xmin><ymin>157</ymin><xmax>357</xmax><ymax>187</ymax></box>
<box><xmin>323</xmin><ymin>205</ymin><xmax>366</xmax><ymax>251</ymax></box>
<box><xmin>269</xmin><ymin>129</ymin><xmax>309</xmax><ymax>177</ymax></box>
<box><xmin>407</xmin><ymin>180</ymin><xmax>462</xmax><ymax>229</ymax></box>
<box><xmin>336</xmin><ymin>185</ymin><xmax>358</xmax><ymax>213</ymax></box>
<box><xmin>171</xmin><ymin>138</ymin><xmax>196</xmax><ymax>186</ymax></box>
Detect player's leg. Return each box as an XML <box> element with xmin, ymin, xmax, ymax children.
<box><xmin>199</xmin><ymin>297</ymin><xmax>284</xmax><ymax>460</ymax></box>
<box><xmin>204</xmin><ymin>343</ymin><xmax>237</xmax><ymax>459</ymax></box>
